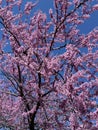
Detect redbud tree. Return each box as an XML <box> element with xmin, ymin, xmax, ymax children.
<box><xmin>0</xmin><ymin>0</ymin><xmax>98</xmax><ymax>130</ymax></box>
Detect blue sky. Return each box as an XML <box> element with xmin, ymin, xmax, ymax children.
<box><xmin>79</xmin><ymin>10</ymin><xmax>98</xmax><ymax>34</ymax></box>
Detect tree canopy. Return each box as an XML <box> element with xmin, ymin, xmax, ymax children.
<box><xmin>0</xmin><ymin>0</ymin><xmax>98</xmax><ymax>130</ymax></box>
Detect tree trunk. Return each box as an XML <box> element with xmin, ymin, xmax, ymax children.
<box><xmin>29</xmin><ymin>118</ymin><xmax>35</xmax><ymax>130</ymax></box>
<box><xmin>29</xmin><ymin>101</ymin><xmax>40</xmax><ymax>130</ymax></box>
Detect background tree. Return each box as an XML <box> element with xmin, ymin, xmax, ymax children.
<box><xmin>0</xmin><ymin>0</ymin><xmax>98</xmax><ymax>130</ymax></box>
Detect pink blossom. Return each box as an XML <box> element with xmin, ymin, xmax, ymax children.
<box><xmin>82</xmin><ymin>14</ymin><xmax>90</xmax><ymax>19</ymax></box>
<box><xmin>24</xmin><ymin>2</ymin><xmax>38</xmax><ymax>14</ymax></box>
<box><xmin>16</xmin><ymin>0</ymin><xmax>22</xmax><ymax>6</ymax></box>
<box><xmin>0</xmin><ymin>0</ymin><xmax>2</xmax><ymax>4</ymax></box>
<box><xmin>6</xmin><ymin>0</ymin><xmax>15</xmax><ymax>2</ymax></box>
<box><xmin>93</xmin><ymin>4</ymin><xmax>98</xmax><ymax>10</ymax></box>
<box><xmin>49</xmin><ymin>8</ymin><xmax>53</xmax><ymax>14</ymax></box>
<box><xmin>73</xmin><ymin>0</ymin><xmax>80</xmax><ymax>5</ymax></box>
<box><xmin>69</xmin><ymin>113</ymin><xmax>78</xmax><ymax>129</ymax></box>
<box><xmin>22</xmin><ymin>105</ymin><xmax>36</xmax><ymax>117</ymax></box>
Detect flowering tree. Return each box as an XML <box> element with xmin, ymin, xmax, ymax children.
<box><xmin>0</xmin><ymin>0</ymin><xmax>98</xmax><ymax>130</ymax></box>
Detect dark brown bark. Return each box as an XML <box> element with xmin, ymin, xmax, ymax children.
<box><xmin>29</xmin><ymin>101</ymin><xmax>40</xmax><ymax>130</ymax></box>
